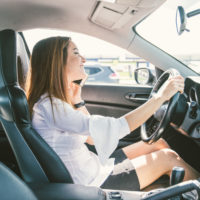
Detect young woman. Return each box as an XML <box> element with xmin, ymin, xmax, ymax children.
<box><xmin>26</xmin><ymin>36</ymin><xmax>200</xmax><ymax>191</ymax></box>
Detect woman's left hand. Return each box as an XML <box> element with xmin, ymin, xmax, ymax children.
<box><xmin>68</xmin><ymin>74</ymin><xmax>88</xmax><ymax>105</ymax></box>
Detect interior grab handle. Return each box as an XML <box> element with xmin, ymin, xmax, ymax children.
<box><xmin>125</xmin><ymin>92</ymin><xmax>149</xmax><ymax>103</ymax></box>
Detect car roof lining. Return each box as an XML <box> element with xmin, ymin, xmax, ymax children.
<box><xmin>0</xmin><ymin>0</ymin><xmax>166</xmax><ymax>51</ymax></box>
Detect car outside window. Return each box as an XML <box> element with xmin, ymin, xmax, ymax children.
<box><xmin>23</xmin><ymin>29</ymin><xmax>155</xmax><ymax>86</ymax></box>
<box><xmin>136</xmin><ymin>0</ymin><xmax>200</xmax><ymax>74</ymax></box>
<box><xmin>85</xmin><ymin>67</ymin><xmax>102</xmax><ymax>75</ymax></box>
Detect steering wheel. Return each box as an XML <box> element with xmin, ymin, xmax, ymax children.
<box><xmin>141</xmin><ymin>68</ymin><xmax>181</xmax><ymax>144</ymax></box>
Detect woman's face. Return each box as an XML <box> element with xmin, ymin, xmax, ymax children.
<box><xmin>65</xmin><ymin>41</ymin><xmax>87</xmax><ymax>83</ymax></box>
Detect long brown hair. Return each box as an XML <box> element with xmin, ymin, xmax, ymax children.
<box><xmin>26</xmin><ymin>36</ymin><xmax>71</xmax><ymax>116</ymax></box>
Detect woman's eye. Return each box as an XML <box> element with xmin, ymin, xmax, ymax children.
<box><xmin>74</xmin><ymin>51</ymin><xmax>79</xmax><ymax>55</ymax></box>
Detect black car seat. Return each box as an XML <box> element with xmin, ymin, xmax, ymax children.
<box><xmin>0</xmin><ymin>37</ymin><xmax>29</xmax><ymax>176</ymax></box>
<box><xmin>0</xmin><ymin>29</ymin><xmax>73</xmax><ymax>184</ymax></box>
<box><xmin>0</xmin><ymin>162</ymin><xmax>37</xmax><ymax>200</ymax></box>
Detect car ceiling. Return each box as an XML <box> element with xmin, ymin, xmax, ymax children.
<box><xmin>0</xmin><ymin>0</ymin><xmax>166</xmax><ymax>50</ymax></box>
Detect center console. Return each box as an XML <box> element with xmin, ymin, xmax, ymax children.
<box><xmin>28</xmin><ymin>179</ymin><xmax>200</xmax><ymax>200</ymax></box>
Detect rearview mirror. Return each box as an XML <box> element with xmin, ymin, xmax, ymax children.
<box><xmin>176</xmin><ymin>6</ymin><xmax>200</xmax><ymax>35</ymax></box>
<box><xmin>176</xmin><ymin>6</ymin><xmax>187</xmax><ymax>35</ymax></box>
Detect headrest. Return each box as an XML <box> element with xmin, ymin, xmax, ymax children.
<box><xmin>0</xmin><ymin>29</ymin><xmax>30</xmax><ymax>123</ymax></box>
<box><xmin>17</xmin><ymin>34</ymin><xmax>29</xmax><ymax>90</ymax></box>
<box><xmin>0</xmin><ymin>29</ymin><xmax>17</xmax><ymax>88</ymax></box>
<box><xmin>0</xmin><ymin>29</ymin><xmax>29</xmax><ymax>89</ymax></box>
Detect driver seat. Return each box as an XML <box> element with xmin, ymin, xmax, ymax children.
<box><xmin>0</xmin><ymin>29</ymin><xmax>73</xmax><ymax>184</ymax></box>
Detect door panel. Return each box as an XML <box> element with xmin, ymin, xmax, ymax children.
<box><xmin>82</xmin><ymin>84</ymin><xmax>153</xmax><ymax>147</ymax></box>
<box><xmin>83</xmin><ymin>84</ymin><xmax>152</xmax><ymax>116</ymax></box>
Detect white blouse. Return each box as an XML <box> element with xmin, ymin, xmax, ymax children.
<box><xmin>32</xmin><ymin>94</ymin><xmax>130</xmax><ymax>187</ymax></box>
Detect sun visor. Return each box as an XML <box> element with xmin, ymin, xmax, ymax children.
<box><xmin>90</xmin><ymin>0</ymin><xmax>166</xmax><ymax>30</ymax></box>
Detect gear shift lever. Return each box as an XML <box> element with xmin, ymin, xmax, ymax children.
<box><xmin>170</xmin><ymin>166</ymin><xmax>185</xmax><ymax>186</ymax></box>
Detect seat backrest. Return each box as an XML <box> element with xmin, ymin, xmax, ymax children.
<box><xmin>0</xmin><ymin>32</ymin><xmax>29</xmax><ymax>176</ymax></box>
<box><xmin>0</xmin><ymin>29</ymin><xmax>73</xmax><ymax>183</ymax></box>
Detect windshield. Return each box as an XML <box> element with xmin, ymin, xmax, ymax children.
<box><xmin>136</xmin><ymin>0</ymin><xmax>200</xmax><ymax>74</ymax></box>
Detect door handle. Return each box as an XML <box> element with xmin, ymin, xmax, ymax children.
<box><xmin>125</xmin><ymin>93</ymin><xmax>149</xmax><ymax>103</ymax></box>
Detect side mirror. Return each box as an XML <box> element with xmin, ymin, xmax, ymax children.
<box><xmin>134</xmin><ymin>67</ymin><xmax>155</xmax><ymax>85</ymax></box>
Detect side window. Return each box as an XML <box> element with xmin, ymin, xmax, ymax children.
<box><xmin>23</xmin><ymin>29</ymin><xmax>155</xmax><ymax>86</ymax></box>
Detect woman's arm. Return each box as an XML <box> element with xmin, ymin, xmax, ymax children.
<box><xmin>76</xmin><ymin>105</ymin><xmax>94</xmax><ymax>145</ymax></box>
<box><xmin>124</xmin><ymin>75</ymin><xmax>184</xmax><ymax>132</ymax></box>
<box><xmin>76</xmin><ymin>105</ymin><xmax>90</xmax><ymax>115</ymax></box>
<box><xmin>69</xmin><ymin>81</ymin><xmax>94</xmax><ymax>143</ymax></box>
<box><xmin>124</xmin><ymin>94</ymin><xmax>165</xmax><ymax>132</ymax></box>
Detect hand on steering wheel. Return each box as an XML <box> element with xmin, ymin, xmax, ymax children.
<box><xmin>141</xmin><ymin>68</ymin><xmax>184</xmax><ymax>144</ymax></box>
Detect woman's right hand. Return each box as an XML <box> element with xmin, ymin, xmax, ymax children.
<box><xmin>124</xmin><ymin>75</ymin><xmax>184</xmax><ymax>132</ymax></box>
<box><xmin>156</xmin><ymin>75</ymin><xmax>184</xmax><ymax>102</ymax></box>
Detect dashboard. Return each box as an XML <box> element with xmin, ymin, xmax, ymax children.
<box><xmin>179</xmin><ymin>76</ymin><xmax>200</xmax><ymax>142</ymax></box>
